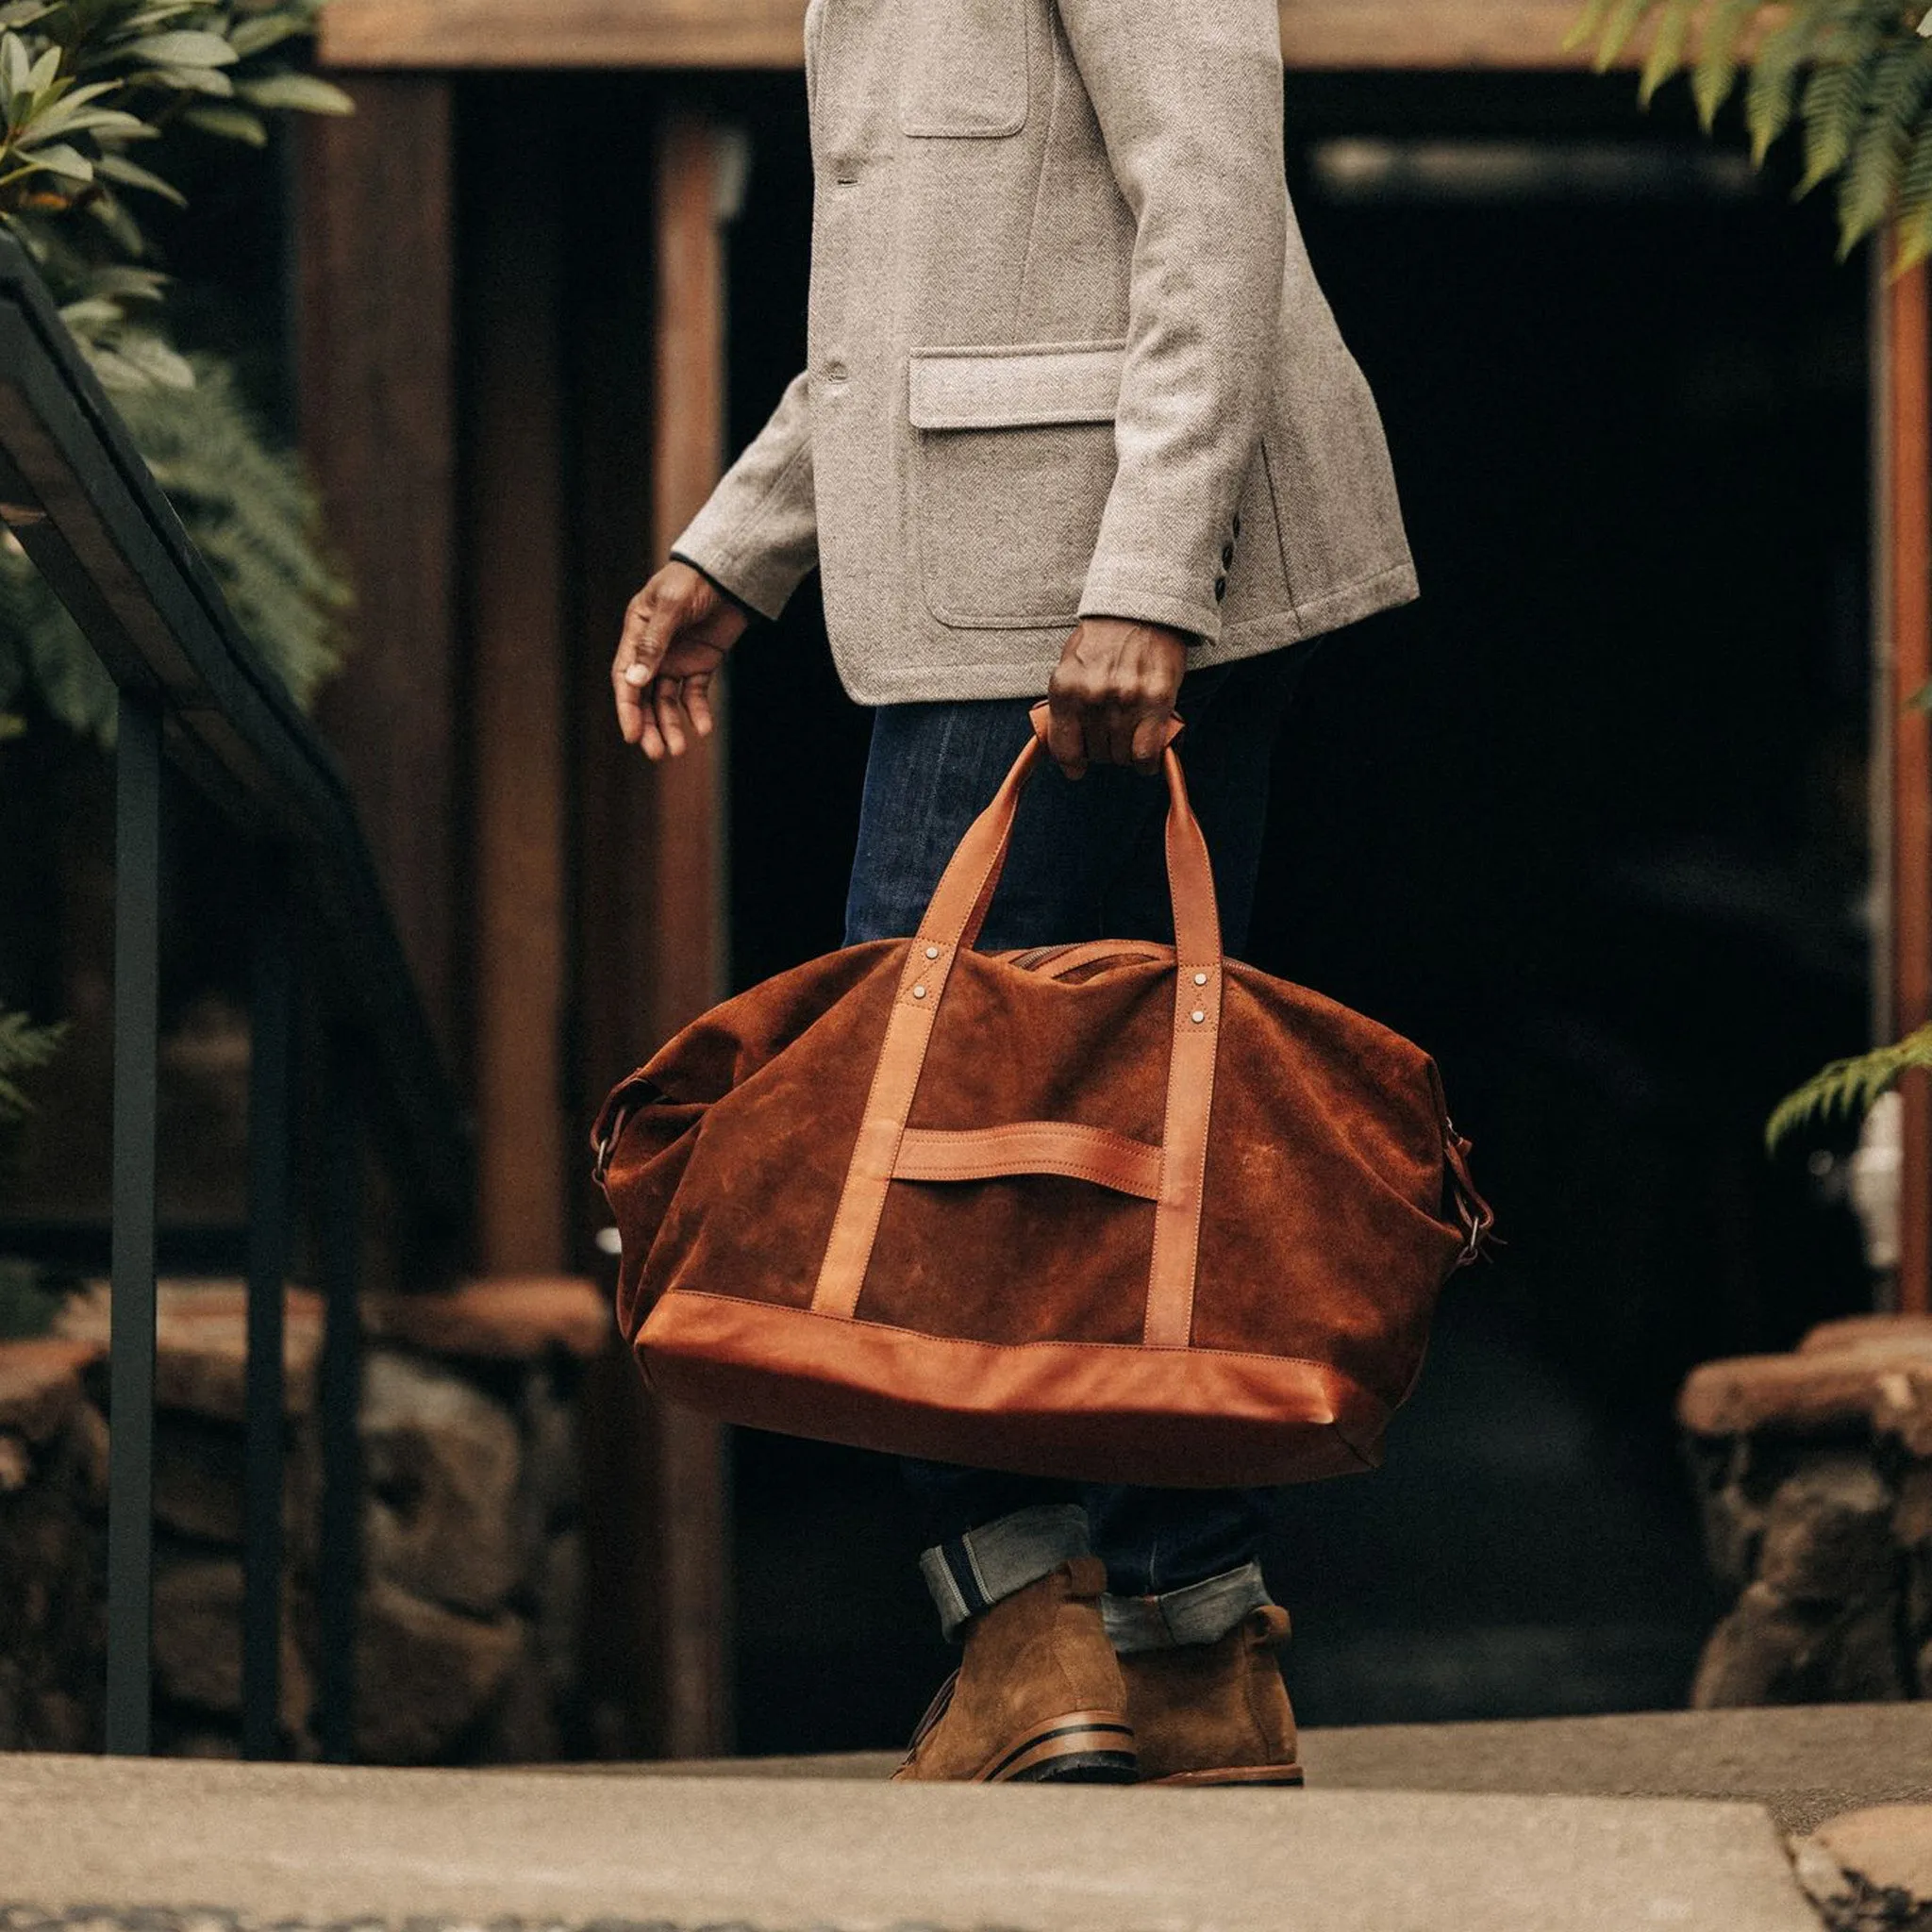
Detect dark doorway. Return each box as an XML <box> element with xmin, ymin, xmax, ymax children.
<box><xmin>722</xmin><ymin>73</ymin><xmax>1873</xmax><ymax>1749</ymax></box>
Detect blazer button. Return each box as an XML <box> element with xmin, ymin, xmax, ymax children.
<box><xmin>1221</xmin><ymin>541</ymin><xmax>1235</xmax><ymax>568</ymax></box>
<box><xmin>824</xmin><ymin>358</ymin><xmax>849</xmax><ymax>383</ymax></box>
<box><xmin>1214</xmin><ymin>575</ymin><xmax>1227</xmax><ymax>602</ymax></box>
<box><xmin>1232</xmin><ymin>512</ymin><xmax>1242</xmax><ymax>538</ymax></box>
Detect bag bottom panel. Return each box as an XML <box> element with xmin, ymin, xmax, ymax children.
<box><xmin>636</xmin><ymin>1291</ymin><xmax>1389</xmax><ymax>1489</ymax></box>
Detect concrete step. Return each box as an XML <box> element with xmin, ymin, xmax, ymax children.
<box><xmin>578</xmin><ymin>1701</ymin><xmax>1932</xmax><ymax>1837</ymax></box>
<box><xmin>0</xmin><ymin>1752</ymin><xmax>1822</xmax><ymax>1932</ymax></box>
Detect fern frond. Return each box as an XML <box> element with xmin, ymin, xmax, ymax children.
<box><xmin>1765</xmin><ymin>1022</ymin><xmax>1932</xmax><ymax>1154</ymax></box>
<box><xmin>0</xmin><ymin>1005</ymin><xmax>65</xmax><ymax>1121</ymax></box>
<box><xmin>1837</xmin><ymin>37</ymin><xmax>1932</xmax><ymax>253</ymax></box>
<box><xmin>1693</xmin><ymin>0</ymin><xmax>1771</xmax><ymax>130</ymax></box>
<box><xmin>1747</xmin><ymin>0</ymin><xmax>1843</xmax><ymax>163</ymax></box>
<box><xmin>1565</xmin><ymin>0</ymin><xmax>1625</xmax><ymax>54</ymax></box>
<box><xmin>1639</xmin><ymin>0</ymin><xmax>1700</xmax><ymax>104</ymax></box>
<box><xmin>1892</xmin><ymin>102</ymin><xmax>1932</xmax><ymax>269</ymax></box>
<box><xmin>1799</xmin><ymin>17</ymin><xmax>1886</xmax><ymax>196</ymax></box>
<box><xmin>1595</xmin><ymin>0</ymin><xmax>1664</xmax><ymax>69</ymax></box>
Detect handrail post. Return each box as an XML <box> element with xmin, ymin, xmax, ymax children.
<box><xmin>242</xmin><ymin>863</ymin><xmax>295</xmax><ymax>1757</ymax></box>
<box><xmin>315</xmin><ymin>1038</ymin><xmax>362</xmax><ymax>1762</ymax></box>
<box><xmin>105</xmin><ymin>688</ymin><xmax>162</xmax><ymax>1756</ymax></box>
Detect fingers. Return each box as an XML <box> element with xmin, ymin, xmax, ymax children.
<box><xmin>1048</xmin><ymin>676</ymin><xmax>1169</xmax><ymax>777</ymax></box>
<box><xmin>626</xmin><ymin>593</ymin><xmax>682</xmax><ymax>694</ymax></box>
<box><xmin>612</xmin><ymin>589</ymin><xmax>674</xmax><ymax>746</ymax></box>
<box><xmin>611</xmin><ymin>563</ymin><xmax>735</xmax><ymax>760</ymax></box>
<box><xmin>1046</xmin><ymin>688</ymin><xmax>1089</xmax><ymax>780</ymax></box>
<box><xmin>681</xmin><ymin>669</ymin><xmax>717</xmax><ymax>742</ymax></box>
<box><xmin>611</xmin><ymin>597</ymin><xmax>653</xmax><ymax>746</ymax></box>
<box><xmin>1102</xmin><ymin>699</ymin><xmax>1140</xmax><ymax>773</ymax></box>
<box><xmin>1047</xmin><ymin>618</ymin><xmax>1189</xmax><ymax>777</ymax></box>
<box><xmin>1128</xmin><ymin>708</ymin><xmax>1170</xmax><ymax>775</ymax></box>
<box><xmin>653</xmin><ymin>677</ymin><xmax>691</xmax><ymax>759</ymax></box>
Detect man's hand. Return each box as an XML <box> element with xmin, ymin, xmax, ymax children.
<box><xmin>1045</xmin><ymin>615</ymin><xmax>1190</xmax><ymax>779</ymax></box>
<box><xmin>612</xmin><ymin>560</ymin><xmax>752</xmax><ymax>760</ymax></box>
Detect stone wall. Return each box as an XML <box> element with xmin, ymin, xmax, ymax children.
<box><xmin>0</xmin><ymin>1275</ymin><xmax>608</xmax><ymax>1762</ymax></box>
<box><xmin>0</xmin><ymin>1341</ymin><xmax>108</xmax><ymax>1752</ymax></box>
<box><xmin>1681</xmin><ymin>1313</ymin><xmax>1932</xmax><ymax>1706</ymax></box>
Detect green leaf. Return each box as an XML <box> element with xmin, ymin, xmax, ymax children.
<box><xmin>58</xmin><ymin>293</ymin><xmax>125</xmax><ymax>329</ymax></box>
<box><xmin>94</xmin><ymin>150</ymin><xmax>184</xmax><ymax>203</ymax></box>
<box><xmin>2</xmin><ymin>30</ymin><xmax>33</xmax><ymax>101</ymax></box>
<box><xmin>112</xmin><ymin>329</ymin><xmax>193</xmax><ymax>388</ymax></box>
<box><xmin>1746</xmin><ymin>0</ymin><xmax>1838</xmax><ymax>163</ymax></box>
<box><xmin>21</xmin><ymin>105</ymin><xmax>148</xmax><ymax>142</ymax></box>
<box><xmin>0</xmin><ymin>4</ymin><xmax>57</xmax><ymax>28</ymax></box>
<box><xmin>1564</xmin><ymin>0</ymin><xmax>1624</xmax><ymax>55</ymax></box>
<box><xmin>142</xmin><ymin>63</ymin><xmax>236</xmax><ymax>96</ymax></box>
<box><xmin>0</xmin><ymin>1008</ymin><xmax>66</xmax><ymax>1124</ymax></box>
<box><xmin>113</xmin><ymin>2</ymin><xmax>213</xmax><ymax>29</ymax></box>
<box><xmin>234</xmin><ymin>71</ymin><xmax>353</xmax><ymax>114</ymax></box>
<box><xmin>1766</xmin><ymin>1022</ymin><xmax>1932</xmax><ymax>1152</ymax></box>
<box><xmin>1593</xmin><ymin>0</ymin><xmax>1659</xmax><ymax>69</ymax></box>
<box><xmin>228</xmin><ymin>13</ymin><xmax>307</xmax><ymax>58</ymax></box>
<box><xmin>82</xmin><ymin>185</ymin><xmax>146</xmax><ymax>255</ymax></box>
<box><xmin>1692</xmin><ymin>0</ymin><xmax>1766</xmax><ymax>130</ymax></box>
<box><xmin>33</xmin><ymin>78</ymin><xmax>127</xmax><ymax>115</ymax></box>
<box><xmin>123</xmin><ymin>29</ymin><xmax>239</xmax><ymax>66</ymax></box>
<box><xmin>22</xmin><ymin>142</ymin><xmax>93</xmax><ymax>182</ymax></box>
<box><xmin>1638</xmin><ymin>0</ymin><xmax>1699</xmax><ymax>107</ymax></box>
<box><xmin>82</xmin><ymin>263</ymin><xmax>168</xmax><ymax>299</ymax></box>
<box><xmin>179</xmin><ymin>102</ymin><xmax>266</xmax><ymax>143</ymax></box>
<box><xmin>1797</xmin><ymin>15</ymin><xmax>1884</xmax><ymax>195</ymax></box>
<box><xmin>1836</xmin><ymin>38</ymin><xmax>1932</xmax><ymax>253</ymax></box>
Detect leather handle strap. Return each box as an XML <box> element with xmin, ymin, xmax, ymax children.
<box><xmin>810</xmin><ymin>702</ymin><xmax>1224</xmax><ymax>1345</ymax></box>
<box><xmin>894</xmin><ymin>1123</ymin><xmax>1164</xmax><ymax>1199</ymax></box>
<box><xmin>918</xmin><ymin>705</ymin><xmax>1211</xmax><ymax>963</ymax></box>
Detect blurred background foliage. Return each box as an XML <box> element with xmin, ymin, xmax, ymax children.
<box><xmin>0</xmin><ymin>0</ymin><xmax>352</xmax><ymax>1116</ymax></box>
<box><xmin>1574</xmin><ymin>0</ymin><xmax>1932</xmax><ymax>268</ymax></box>
<box><xmin>1579</xmin><ymin>0</ymin><xmax>1932</xmax><ymax>1147</ymax></box>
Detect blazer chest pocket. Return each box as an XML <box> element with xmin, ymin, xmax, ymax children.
<box><xmin>901</xmin><ymin>0</ymin><xmax>1028</xmax><ymax>137</ymax></box>
<box><xmin>909</xmin><ymin>342</ymin><xmax>1123</xmax><ymax>632</ymax></box>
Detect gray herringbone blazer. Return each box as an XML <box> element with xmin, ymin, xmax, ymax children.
<box><xmin>674</xmin><ymin>0</ymin><xmax>1418</xmax><ymax>706</ymax></box>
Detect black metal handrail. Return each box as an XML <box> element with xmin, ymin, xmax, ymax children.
<box><xmin>0</xmin><ymin>234</ymin><xmax>473</xmax><ymax>1758</ymax></box>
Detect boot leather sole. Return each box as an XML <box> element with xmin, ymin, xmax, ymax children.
<box><xmin>1142</xmin><ymin>1763</ymin><xmax>1306</xmax><ymax>1788</ymax></box>
<box><xmin>991</xmin><ymin>1712</ymin><xmax>1137</xmax><ymax>1783</ymax></box>
<box><xmin>891</xmin><ymin>1710</ymin><xmax>1138</xmax><ymax>1784</ymax></box>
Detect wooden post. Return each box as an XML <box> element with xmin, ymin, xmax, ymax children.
<box><xmin>296</xmin><ymin>80</ymin><xmax>459</xmax><ymax>1056</ymax></box>
<box><xmin>1888</xmin><ymin>242</ymin><xmax>1932</xmax><ymax>1316</ymax></box>
<box><xmin>468</xmin><ymin>97</ymin><xmax>571</xmax><ymax>1276</ymax></box>
<box><xmin>641</xmin><ymin>108</ymin><xmax>737</xmax><ymax>1757</ymax></box>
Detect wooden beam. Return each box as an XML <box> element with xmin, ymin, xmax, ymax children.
<box><xmin>467</xmin><ymin>90</ymin><xmax>571</xmax><ymax>1276</ymax></box>
<box><xmin>296</xmin><ymin>79</ymin><xmax>459</xmax><ymax>1054</ymax></box>
<box><xmin>322</xmin><ymin>0</ymin><xmax>1601</xmax><ymax>71</ymax></box>
<box><xmin>1887</xmin><ymin>245</ymin><xmax>1932</xmax><ymax>1318</ymax></box>
<box><xmin>637</xmin><ymin>108</ymin><xmax>736</xmax><ymax>1762</ymax></box>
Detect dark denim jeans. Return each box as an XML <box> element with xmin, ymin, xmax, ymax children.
<box><xmin>841</xmin><ymin>647</ymin><xmax>1315</xmax><ymax>1631</ymax></box>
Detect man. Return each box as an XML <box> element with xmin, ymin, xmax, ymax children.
<box><xmin>611</xmin><ymin>0</ymin><xmax>1415</xmax><ymax>1785</ymax></box>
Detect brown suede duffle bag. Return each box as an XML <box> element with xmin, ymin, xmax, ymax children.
<box><xmin>592</xmin><ymin>708</ymin><xmax>1492</xmax><ymax>1488</ymax></box>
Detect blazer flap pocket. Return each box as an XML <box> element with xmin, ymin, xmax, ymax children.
<box><xmin>908</xmin><ymin>343</ymin><xmax>1125</xmax><ymax>430</ymax></box>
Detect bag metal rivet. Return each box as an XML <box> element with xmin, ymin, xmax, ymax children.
<box><xmin>1191</xmin><ymin>1009</ymin><xmax>1207</xmax><ymax>1024</ymax></box>
<box><xmin>913</xmin><ymin>985</ymin><xmax>928</xmax><ymax>999</ymax></box>
<box><xmin>925</xmin><ymin>945</ymin><xmax>941</xmax><ymax>959</ymax></box>
<box><xmin>1193</xmin><ymin>971</ymin><xmax>1208</xmax><ymax>986</ymax></box>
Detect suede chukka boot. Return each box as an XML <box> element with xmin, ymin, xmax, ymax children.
<box><xmin>893</xmin><ymin>1557</ymin><xmax>1137</xmax><ymax>1783</ymax></box>
<box><xmin>1121</xmin><ymin>1604</ymin><xmax>1304</xmax><ymax>1787</ymax></box>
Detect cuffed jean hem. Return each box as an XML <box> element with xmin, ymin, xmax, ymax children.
<box><xmin>1101</xmin><ymin>1559</ymin><xmax>1274</xmax><ymax>1654</ymax></box>
<box><xmin>919</xmin><ymin>1503</ymin><xmax>1091</xmax><ymax>1641</ymax></box>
